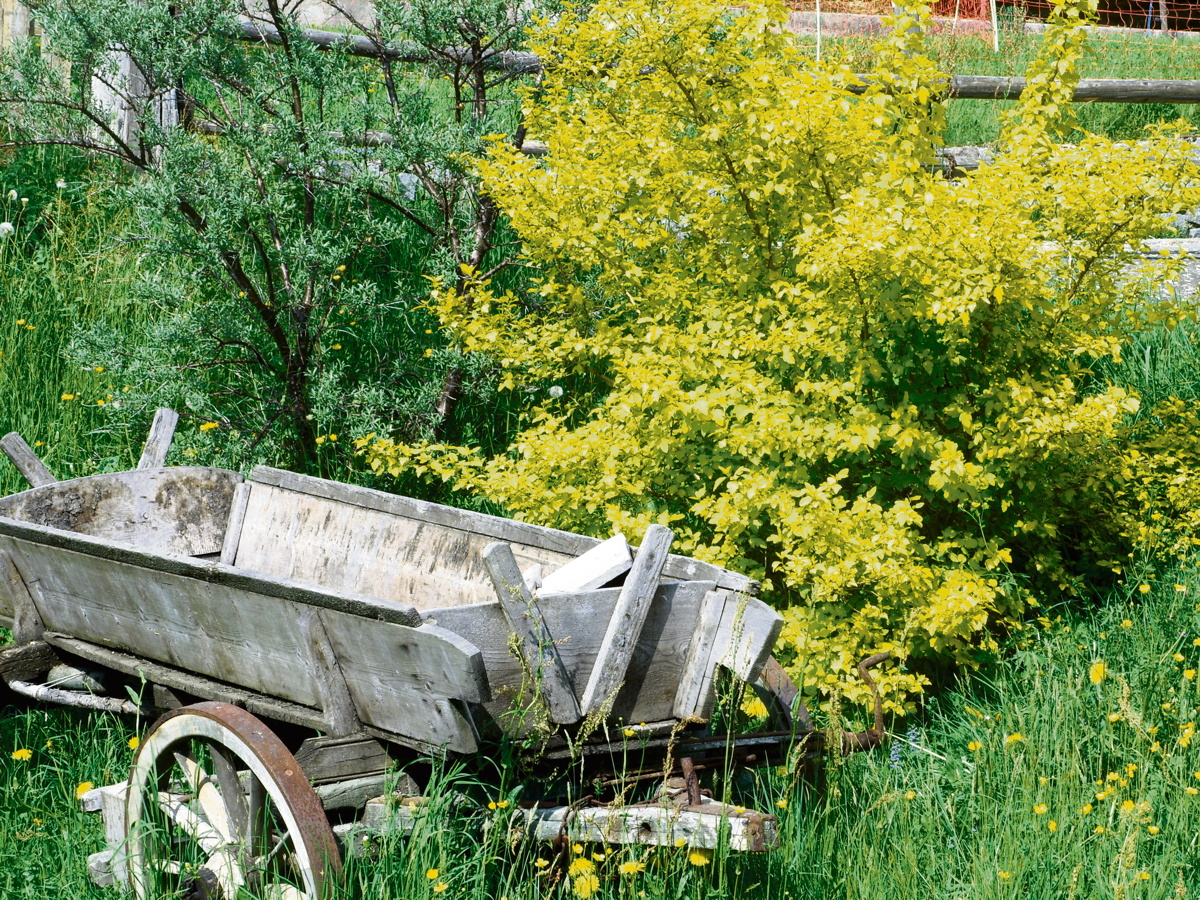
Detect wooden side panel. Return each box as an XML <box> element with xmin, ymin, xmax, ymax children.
<box><xmin>249</xmin><ymin>466</ymin><xmax>758</xmax><ymax>595</ymax></box>
<box><xmin>234</xmin><ymin>483</ymin><xmax>577</xmax><ymax>609</ymax></box>
<box><xmin>0</xmin><ymin>432</ymin><xmax>56</xmax><ymax>487</ymax></box>
<box><xmin>0</xmin><ymin>467</ymin><xmax>242</xmax><ymax>557</ymax></box>
<box><xmin>0</xmin><ymin>536</ymin><xmax>324</xmax><ymax>708</ymax></box>
<box><xmin>426</xmin><ymin>580</ymin><xmax>713</xmax><ymax>727</ymax></box>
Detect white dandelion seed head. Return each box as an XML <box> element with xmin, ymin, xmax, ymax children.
<box><xmin>548</xmin><ymin>385</ymin><xmax>564</xmax><ymax>398</ymax></box>
<box><xmin>55</xmin><ymin>180</ymin><xmax>67</xmax><ymax>190</ymax></box>
<box><xmin>5</xmin><ymin>190</ymin><xmax>15</xmax><ymax>202</ymax></box>
<box><xmin>0</xmin><ymin>222</ymin><xmax>14</xmax><ymax>238</ymax></box>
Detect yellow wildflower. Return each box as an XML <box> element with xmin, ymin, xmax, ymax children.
<box><xmin>427</xmin><ymin>869</ymin><xmax>439</xmax><ymax>880</ymax></box>
<box><xmin>776</xmin><ymin>798</ymin><xmax>788</xmax><ymax>809</ymax></box>
<box><xmin>1122</xmin><ymin>619</ymin><xmax>1134</xmax><ymax>628</ymax></box>
<box><xmin>591</xmin><ymin>852</ymin><xmax>606</xmax><ymax>862</ymax></box>
<box><xmin>967</xmin><ymin>741</ymin><xmax>982</xmax><ymax>752</ymax></box>
<box><xmin>1139</xmin><ymin>585</ymin><xmax>1151</xmax><ymax>594</ymax></box>
<box><xmin>619</xmin><ymin>861</ymin><xmax>646</xmax><ymax>875</ymax></box>
<box><xmin>1081</xmin><ymin>804</ymin><xmax>1093</xmax><ymax>815</ymax></box>
<box><xmin>434</xmin><ymin>883</ymin><xmax>448</xmax><ymax>894</ymax></box>
<box><xmin>572</xmin><ymin>844</ymin><xmax>583</xmax><ymax>854</ymax></box>
<box><xmin>624</xmin><ymin>728</ymin><xmax>635</xmax><ymax>738</ymax></box>
<box><xmin>1186</xmin><ymin>670</ymin><xmax>1196</xmax><ymax>680</ymax></box>
<box><xmin>127</xmin><ymin>736</ymin><xmax>139</xmax><ymax>751</ymax></box>
<box><xmin>199</xmin><ymin>422</ymin><xmax>218</xmax><ymax>432</ymax></box>
<box><xmin>1034</xmin><ymin>804</ymin><xmax>1048</xmax><ymax>814</ymax></box>
<box><xmin>1089</xmin><ymin>661</ymin><xmax>1107</xmax><ymax>684</ymax></box>
<box><xmin>573</xmin><ymin>874</ymin><xmax>599</xmax><ymax>898</ymax></box>
<box><xmin>1176</xmin><ymin>653</ymin><xmax>1186</xmax><ymax>663</ymax></box>
<box><xmin>998</xmin><ymin>871</ymin><xmax>1011</xmax><ymax>881</ymax></box>
<box><xmin>688</xmin><ymin>849</ymin><xmax>712</xmax><ymax>867</ymax></box>
<box><xmin>674</xmin><ymin>838</ymin><xmax>687</xmax><ymax>848</ymax></box>
<box><xmin>1048</xmin><ymin>820</ymin><xmax>1057</xmax><ymax>832</ymax></box>
<box><xmin>1149</xmin><ymin>825</ymin><xmax>1160</xmax><ymax>835</ymax></box>
<box><xmin>1094</xmin><ymin>825</ymin><xmax>1106</xmax><ymax>833</ymax></box>
<box><xmin>534</xmin><ymin>859</ymin><xmax>549</xmax><ymax>869</ymax></box>
<box><xmin>1187</xmin><ymin>787</ymin><xmax>1199</xmax><ymax>796</ymax></box>
<box><xmin>60</xmin><ymin>393</ymin><xmax>74</xmax><ymax>401</ymax></box>
<box><xmin>904</xmin><ymin>790</ymin><xmax>917</xmax><ymax>801</ymax></box>
<box><xmin>11</xmin><ymin>748</ymin><xmax>31</xmax><ymax>761</ymax></box>
<box><xmin>1005</xmin><ymin>733</ymin><xmax>1024</xmax><ymax>744</ymax></box>
<box><xmin>568</xmin><ymin>858</ymin><xmax>595</xmax><ymax>877</ymax></box>
<box><xmin>75</xmin><ymin>781</ymin><xmax>94</xmax><ymax>799</ymax></box>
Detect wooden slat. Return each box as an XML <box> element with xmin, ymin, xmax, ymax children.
<box><xmin>0</xmin><ymin>640</ymin><xmax>59</xmax><ymax>683</ymax></box>
<box><xmin>482</xmin><ymin>542</ymin><xmax>581</xmax><ymax>725</ymax></box>
<box><xmin>249</xmin><ymin>466</ymin><xmax>755</xmax><ymax>594</ymax></box>
<box><xmin>539</xmin><ymin>533</ymin><xmax>631</xmax><ymax>595</ymax></box>
<box><xmin>43</xmin><ymin>633</ymin><xmax>329</xmax><ymax>732</ymax></box>
<box><xmin>136</xmin><ymin>407</ymin><xmax>179</xmax><ymax>469</ymax></box>
<box><xmin>294</xmin><ymin>734</ymin><xmax>393</xmax><ymax>785</ymax></box>
<box><xmin>0</xmin><ymin>549</ymin><xmax>43</xmax><ymax>644</ymax></box>
<box><xmin>427</xmin><ymin>580</ymin><xmax>713</xmax><ymax>728</ymax></box>
<box><xmin>672</xmin><ymin>590</ymin><xmax>726</xmax><ymax>720</ymax></box>
<box><xmin>0</xmin><ymin>432</ymin><xmax>55</xmax><ymax>487</ymax></box>
<box><xmin>579</xmin><ymin>525</ymin><xmax>673</xmax><ymax>715</ymax></box>
<box><xmin>300</xmin><ymin>608</ymin><xmax>361</xmax><ymax>736</ymax></box>
<box><xmin>0</xmin><ymin>467</ymin><xmax>242</xmax><ymax>557</ymax></box>
<box><xmin>219</xmin><ymin>482</ymin><xmax>251</xmax><ymax>566</ymax></box>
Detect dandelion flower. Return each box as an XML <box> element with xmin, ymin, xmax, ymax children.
<box><xmin>75</xmin><ymin>781</ymin><xmax>94</xmax><ymax>799</ymax></box>
<box><xmin>592</xmin><ymin>852</ymin><xmax>606</xmax><ymax>862</ymax></box>
<box><xmin>127</xmin><ymin>736</ymin><xmax>140</xmax><ymax>751</ymax></box>
<box><xmin>1094</xmin><ymin>825</ymin><xmax>1106</xmax><ymax>833</ymax></box>
<box><xmin>619</xmin><ymin>861</ymin><xmax>646</xmax><ymax>875</ymax></box>
<box><xmin>1187</xmin><ymin>787</ymin><xmax>1198</xmax><ymax>796</ymax></box>
<box><xmin>1081</xmin><ymin>804</ymin><xmax>1093</xmax><ymax>815</ymax></box>
<box><xmin>433</xmin><ymin>882</ymin><xmax>448</xmax><ymax>893</ymax></box>
<box><xmin>199</xmin><ymin>422</ymin><xmax>219</xmax><ymax>432</ymax></box>
<box><xmin>1089</xmin><ymin>661</ymin><xmax>1107</xmax><ymax>684</ymax></box>
<box><xmin>776</xmin><ymin>798</ymin><xmax>788</xmax><ymax>809</ymax></box>
<box><xmin>1005</xmin><ymin>733</ymin><xmax>1024</xmax><ymax>744</ymax></box>
<box><xmin>967</xmin><ymin>740</ymin><xmax>982</xmax><ymax>752</ymax></box>
<box><xmin>568</xmin><ymin>858</ymin><xmax>595</xmax><ymax>877</ymax></box>
<box><xmin>1139</xmin><ymin>585</ymin><xmax>1151</xmax><ymax>594</ymax></box>
<box><xmin>1122</xmin><ymin>619</ymin><xmax>1134</xmax><ymax>628</ymax></box>
<box><xmin>1048</xmin><ymin>820</ymin><xmax>1057</xmax><ymax>832</ymax></box>
<box><xmin>1034</xmin><ymin>804</ymin><xmax>1048</xmax><ymax>815</ymax></box>
<box><xmin>1149</xmin><ymin>825</ymin><xmax>1160</xmax><ymax>834</ymax></box>
<box><xmin>11</xmin><ymin>748</ymin><xmax>31</xmax><ymax>761</ymax></box>
<box><xmin>998</xmin><ymin>871</ymin><xmax>1011</xmax><ymax>881</ymax></box>
<box><xmin>534</xmin><ymin>858</ymin><xmax>549</xmax><ymax>869</ymax></box>
<box><xmin>572</xmin><ymin>844</ymin><xmax>583</xmax><ymax>855</ymax></box>
<box><xmin>904</xmin><ymin>790</ymin><xmax>917</xmax><ymax>801</ymax></box>
<box><xmin>60</xmin><ymin>393</ymin><xmax>75</xmax><ymax>401</ymax></box>
<box><xmin>1187</xmin><ymin>670</ymin><xmax>1196</xmax><ymax>680</ymax></box>
<box><xmin>1108</xmin><ymin>713</ymin><xmax>1121</xmax><ymax>722</ymax></box>
<box><xmin>427</xmin><ymin>869</ymin><xmax>439</xmax><ymax>880</ymax></box>
<box><xmin>573</xmin><ymin>873</ymin><xmax>599</xmax><ymax>898</ymax></box>
<box><xmin>688</xmin><ymin>849</ymin><xmax>712</xmax><ymax>867</ymax></box>
<box><xmin>1176</xmin><ymin>653</ymin><xmax>1186</xmax><ymax>663</ymax></box>
<box><xmin>674</xmin><ymin>838</ymin><xmax>687</xmax><ymax>848</ymax></box>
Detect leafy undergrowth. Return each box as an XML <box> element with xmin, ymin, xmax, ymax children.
<box><xmin>6</xmin><ymin>567</ymin><xmax>1200</xmax><ymax>898</ymax></box>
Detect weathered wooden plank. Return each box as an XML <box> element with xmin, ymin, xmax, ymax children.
<box><xmin>0</xmin><ymin>520</ymin><xmax>422</xmax><ymax>627</ymax></box>
<box><xmin>360</xmin><ymin>694</ymin><xmax>480</xmax><ymax>756</ymax></box>
<box><xmin>482</xmin><ymin>542</ymin><xmax>581</xmax><ymax>725</ymax></box>
<box><xmin>0</xmin><ymin>432</ymin><xmax>55</xmax><ymax>488</ymax></box>
<box><xmin>321</xmin><ymin>615</ymin><xmax>490</xmax><ymax>704</ymax></box>
<box><xmin>427</xmin><ymin>580</ymin><xmax>712</xmax><ymax>727</ymax></box>
<box><xmin>300</xmin><ymin>608</ymin><xmax>361</xmax><ymax>736</ymax></box>
<box><xmin>0</xmin><ymin>549</ymin><xmax>43</xmax><ymax>644</ymax></box>
<box><xmin>0</xmin><ymin>467</ymin><xmax>242</xmax><ymax>557</ymax></box>
<box><xmin>313</xmin><ymin>774</ymin><xmax>389</xmax><ymax>811</ymax></box>
<box><xmin>234</xmin><ymin>482</ymin><xmax>577</xmax><ymax>609</ymax></box>
<box><xmin>136</xmin><ymin>408</ymin><xmax>179</xmax><ymax>470</ymax></box>
<box><xmin>521</xmin><ymin>799</ymin><xmax>777</xmax><ymax>851</ymax></box>
<box><xmin>80</xmin><ymin>781</ymin><xmax>128</xmax><ymax>886</ymax></box>
<box><xmin>539</xmin><ymin>533</ymin><xmax>631</xmax><ymax>595</ymax></box>
<box><xmin>294</xmin><ymin>734</ymin><xmax>393</xmax><ymax>785</ymax></box>
<box><xmin>672</xmin><ymin>590</ymin><xmax>726</xmax><ymax>720</ymax></box>
<box><xmin>579</xmin><ymin>525</ymin><xmax>674</xmax><ymax>715</ymax></box>
<box><xmin>249</xmin><ymin>466</ymin><xmax>755</xmax><ymax>594</ymax></box>
<box><xmin>0</xmin><ymin>639</ymin><xmax>59</xmax><ymax>683</ymax></box>
<box><xmin>219</xmin><ymin>482</ymin><xmax>251</xmax><ymax>566</ymax></box>
<box><xmin>43</xmin><ymin>633</ymin><xmax>329</xmax><ymax>732</ymax></box>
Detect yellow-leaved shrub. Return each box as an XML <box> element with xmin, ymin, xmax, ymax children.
<box><xmin>364</xmin><ymin>0</ymin><xmax>1200</xmax><ymax>710</ymax></box>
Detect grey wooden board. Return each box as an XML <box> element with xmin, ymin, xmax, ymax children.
<box><xmin>137</xmin><ymin>408</ymin><xmax>179</xmax><ymax>470</ymax></box>
<box><xmin>0</xmin><ymin>467</ymin><xmax>242</xmax><ymax>557</ymax></box>
<box><xmin>0</xmin><ymin>516</ymin><xmax>422</xmax><ymax>627</ymax></box>
<box><xmin>300</xmin><ymin>608</ymin><xmax>361</xmax><ymax>736</ymax></box>
<box><xmin>482</xmin><ymin>542</ymin><xmax>580</xmax><ymax>724</ymax></box>
<box><xmin>294</xmin><ymin>734</ymin><xmax>392</xmax><ymax>785</ymax></box>
<box><xmin>672</xmin><ymin>590</ymin><xmax>726</xmax><ymax>719</ymax></box>
<box><xmin>0</xmin><ymin>548</ymin><xmax>42</xmax><ymax>643</ymax></box>
<box><xmin>320</xmin><ymin>615</ymin><xmax>490</xmax><ymax>704</ymax></box>
<box><xmin>249</xmin><ymin>466</ymin><xmax>756</xmax><ymax>595</ymax></box>
<box><xmin>0</xmin><ymin>640</ymin><xmax>59</xmax><ymax>683</ymax></box>
<box><xmin>539</xmin><ymin>533</ymin><xmax>631</xmax><ymax>595</ymax></box>
<box><xmin>44</xmin><ymin>633</ymin><xmax>329</xmax><ymax>732</ymax></box>
<box><xmin>425</xmin><ymin>580</ymin><xmax>715</xmax><ymax>727</ymax></box>
<box><xmin>580</xmin><ymin>525</ymin><xmax>673</xmax><ymax>715</ymax></box>
<box><xmin>219</xmin><ymin>482</ymin><xmax>251</xmax><ymax>566</ymax></box>
<box><xmin>0</xmin><ymin>432</ymin><xmax>56</xmax><ymax>487</ymax></box>
<box><xmin>360</xmin><ymin>693</ymin><xmax>480</xmax><ymax>755</ymax></box>
<box><xmin>235</xmin><ymin>482</ymin><xmax>579</xmax><ymax>610</ymax></box>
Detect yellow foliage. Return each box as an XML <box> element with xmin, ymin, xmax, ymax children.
<box><xmin>365</xmin><ymin>0</ymin><xmax>1200</xmax><ymax>710</ymax></box>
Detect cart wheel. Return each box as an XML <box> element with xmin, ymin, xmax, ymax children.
<box><xmin>125</xmin><ymin>701</ymin><xmax>341</xmax><ymax>900</ymax></box>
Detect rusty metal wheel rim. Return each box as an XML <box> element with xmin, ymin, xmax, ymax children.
<box><xmin>126</xmin><ymin>701</ymin><xmax>341</xmax><ymax>899</ymax></box>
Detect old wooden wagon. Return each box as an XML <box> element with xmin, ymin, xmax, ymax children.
<box><xmin>0</xmin><ymin>410</ymin><xmax>886</xmax><ymax>899</ymax></box>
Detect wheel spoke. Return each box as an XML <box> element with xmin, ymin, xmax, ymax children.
<box><xmin>175</xmin><ymin>749</ymin><xmax>234</xmax><ymax>843</ymax></box>
<box><xmin>210</xmin><ymin>742</ymin><xmax>249</xmax><ymax>843</ymax></box>
<box><xmin>157</xmin><ymin>791</ymin><xmax>224</xmax><ymax>854</ymax></box>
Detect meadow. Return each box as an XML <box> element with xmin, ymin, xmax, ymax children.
<box><xmin>5</xmin><ymin>21</ymin><xmax>1200</xmax><ymax>899</ymax></box>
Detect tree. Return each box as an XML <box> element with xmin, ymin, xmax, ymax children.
<box><xmin>0</xmin><ymin>0</ymin><xmax>541</xmax><ymax>471</ymax></box>
<box><xmin>365</xmin><ymin>0</ymin><xmax>1200</xmax><ymax>707</ymax></box>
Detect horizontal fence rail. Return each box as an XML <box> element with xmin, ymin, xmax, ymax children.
<box><xmin>236</xmin><ymin>19</ymin><xmax>1200</xmax><ymax>104</ymax></box>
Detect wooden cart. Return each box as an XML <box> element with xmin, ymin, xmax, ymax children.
<box><xmin>0</xmin><ymin>410</ymin><xmax>884</xmax><ymax>899</ymax></box>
